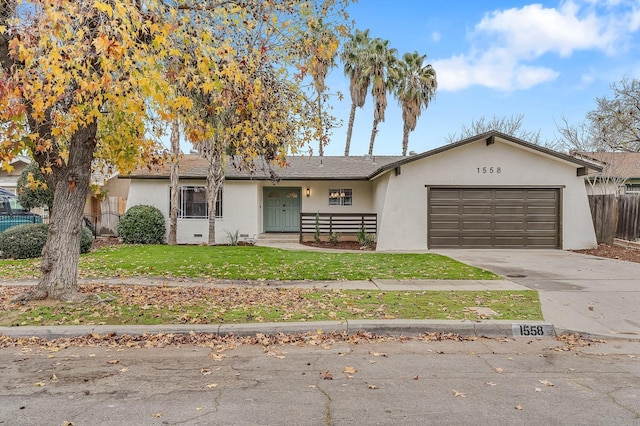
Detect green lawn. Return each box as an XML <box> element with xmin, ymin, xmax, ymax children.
<box><xmin>0</xmin><ymin>246</ymin><xmax>544</xmax><ymax>325</ymax></box>
<box><xmin>0</xmin><ymin>285</ymin><xmax>542</xmax><ymax>326</ymax></box>
<box><xmin>0</xmin><ymin>245</ymin><xmax>500</xmax><ymax>281</ymax></box>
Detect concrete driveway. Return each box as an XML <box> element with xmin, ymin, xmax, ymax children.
<box><xmin>434</xmin><ymin>249</ymin><xmax>640</xmax><ymax>339</ymax></box>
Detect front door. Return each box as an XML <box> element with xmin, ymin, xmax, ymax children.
<box><xmin>263</xmin><ymin>188</ymin><xmax>301</xmax><ymax>232</ymax></box>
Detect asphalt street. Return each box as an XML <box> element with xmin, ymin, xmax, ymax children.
<box><xmin>1</xmin><ymin>336</ymin><xmax>638</xmax><ymax>425</ymax></box>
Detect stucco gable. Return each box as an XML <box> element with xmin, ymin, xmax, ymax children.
<box><xmin>368</xmin><ymin>131</ymin><xmax>602</xmax><ymax>179</ymax></box>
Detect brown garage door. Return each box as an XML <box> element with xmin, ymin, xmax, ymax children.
<box><xmin>428</xmin><ymin>188</ymin><xmax>560</xmax><ymax>249</ymax></box>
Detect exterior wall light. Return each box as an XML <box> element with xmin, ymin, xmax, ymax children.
<box><xmin>306</xmin><ymin>188</ymin><xmax>310</xmax><ymax>197</ymax></box>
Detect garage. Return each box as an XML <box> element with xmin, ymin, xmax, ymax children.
<box><xmin>427</xmin><ymin>187</ymin><xmax>560</xmax><ymax>249</ymax></box>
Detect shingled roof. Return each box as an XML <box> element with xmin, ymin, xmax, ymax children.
<box><xmin>126</xmin><ymin>154</ymin><xmax>404</xmax><ymax>181</ymax></box>
<box><xmin>126</xmin><ymin>131</ymin><xmax>602</xmax><ymax>181</ymax></box>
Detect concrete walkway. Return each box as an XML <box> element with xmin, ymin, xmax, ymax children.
<box><xmin>2</xmin><ymin>243</ymin><xmax>638</xmax><ymax>340</ymax></box>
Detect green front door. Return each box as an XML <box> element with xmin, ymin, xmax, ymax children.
<box><xmin>263</xmin><ymin>188</ymin><xmax>301</xmax><ymax>232</ymax></box>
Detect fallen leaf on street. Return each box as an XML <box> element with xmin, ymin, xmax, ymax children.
<box><xmin>369</xmin><ymin>351</ymin><xmax>387</xmax><ymax>357</ymax></box>
<box><xmin>107</xmin><ymin>359</ymin><xmax>119</xmax><ymax>365</ymax></box>
<box><xmin>152</xmin><ymin>413</ymin><xmax>162</xmax><ymax>418</ymax></box>
<box><xmin>206</xmin><ymin>383</ymin><xmax>218</xmax><ymax>388</ymax></box>
<box><xmin>200</xmin><ymin>368</ymin><xmax>212</xmax><ymax>375</ymax></box>
<box><xmin>485</xmin><ymin>381</ymin><xmax>496</xmax><ymax>386</ymax></box>
<box><xmin>453</xmin><ymin>390</ymin><xmax>466</xmax><ymax>397</ymax></box>
<box><xmin>343</xmin><ymin>366</ymin><xmax>357</xmax><ymax>374</ymax></box>
<box><xmin>515</xmin><ymin>405</ymin><xmax>523</xmax><ymax>410</ymax></box>
<box><xmin>494</xmin><ymin>367</ymin><xmax>503</xmax><ymax>374</ymax></box>
<box><xmin>535</xmin><ymin>387</ymin><xmax>542</xmax><ymax>392</ymax></box>
<box><xmin>413</xmin><ymin>375</ymin><xmax>419</xmax><ymax>380</ymax></box>
<box><xmin>368</xmin><ymin>384</ymin><xmax>378</xmax><ymax>389</ymax></box>
<box><xmin>321</xmin><ymin>371</ymin><xmax>333</xmax><ymax>380</ymax></box>
<box><xmin>34</xmin><ymin>382</ymin><xmax>46</xmax><ymax>387</ymax></box>
<box><xmin>539</xmin><ymin>379</ymin><xmax>554</xmax><ymax>387</ymax></box>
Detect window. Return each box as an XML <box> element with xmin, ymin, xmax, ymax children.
<box><xmin>328</xmin><ymin>188</ymin><xmax>352</xmax><ymax>206</ymax></box>
<box><xmin>175</xmin><ymin>186</ymin><xmax>223</xmax><ymax>219</ymax></box>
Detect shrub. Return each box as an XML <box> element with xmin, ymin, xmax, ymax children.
<box><xmin>117</xmin><ymin>205</ymin><xmax>166</xmax><ymax>244</ymax></box>
<box><xmin>314</xmin><ymin>212</ymin><xmax>321</xmax><ymax>243</ymax></box>
<box><xmin>0</xmin><ymin>223</ymin><xmax>94</xmax><ymax>259</ymax></box>
<box><xmin>328</xmin><ymin>232</ymin><xmax>340</xmax><ymax>246</ymax></box>
<box><xmin>225</xmin><ymin>229</ymin><xmax>239</xmax><ymax>246</ymax></box>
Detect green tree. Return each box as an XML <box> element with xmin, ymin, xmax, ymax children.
<box><xmin>362</xmin><ymin>38</ymin><xmax>397</xmax><ymax>156</ymax></box>
<box><xmin>392</xmin><ymin>52</ymin><xmax>437</xmax><ymax>156</ymax></box>
<box><xmin>341</xmin><ymin>28</ymin><xmax>372</xmax><ymax>156</ymax></box>
<box><xmin>16</xmin><ymin>161</ymin><xmax>53</xmax><ymax>212</ymax></box>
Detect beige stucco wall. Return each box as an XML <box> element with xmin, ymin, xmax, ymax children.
<box><xmin>375</xmin><ymin>139</ymin><xmax>597</xmax><ymax>251</ymax></box>
<box><xmin>126</xmin><ymin>179</ymin><xmax>261</xmax><ymax>244</ymax></box>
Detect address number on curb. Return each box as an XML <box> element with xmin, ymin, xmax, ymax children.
<box><xmin>512</xmin><ymin>324</ymin><xmax>555</xmax><ymax>338</ymax></box>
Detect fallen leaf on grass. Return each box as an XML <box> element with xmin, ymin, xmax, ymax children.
<box><xmin>453</xmin><ymin>390</ymin><xmax>466</xmax><ymax>397</ymax></box>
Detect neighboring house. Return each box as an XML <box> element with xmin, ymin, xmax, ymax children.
<box><xmin>84</xmin><ymin>167</ymin><xmax>130</xmax><ymax>235</ymax></box>
<box><xmin>571</xmin><ymin>151</ymin><xmax>640</xmax><ymax>196</ymax></box>
<box><xmin>125</xmin><ymin>131</ymin><xmax>600</xmax><ymax>250</ymax></box>
<box><xmin>0</xmin><ymin>155</ymin><xmax>31</xmax><ymax>195</ymax></box>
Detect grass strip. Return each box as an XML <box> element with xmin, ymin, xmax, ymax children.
<box><xmin>0</xmin><ymin>285</ymin><xmax>541</xmax><ymax>326</ymax></box>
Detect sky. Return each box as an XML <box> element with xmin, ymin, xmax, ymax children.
<box><xmin>319</xmin><ymin>0</ymin><xmax>640</xmax><ymax>156</ymax></box>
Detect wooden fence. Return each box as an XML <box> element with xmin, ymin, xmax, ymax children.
<box><xmin>588</xmin><ymin>194</ymin><xmax>640</xmax><ymax>244</ymax></box>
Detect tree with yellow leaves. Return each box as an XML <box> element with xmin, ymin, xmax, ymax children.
<box><xmin>0</xmin><ymin>0</ymin><xmax>350</xmax><ymax>301</ymax></box>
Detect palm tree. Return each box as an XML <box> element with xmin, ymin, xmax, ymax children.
<box><xmin>392</xmin><ymin>52</ymin><xmax>437</xmax><ymax>156</ymax></box>
<box><xmin>340</xmin><ymin>29</ymin><xmax>372</xmax><ymax>156</ymax></box>
<box><xmin>361</xmin><ymin>38</ymin><xmax>397</xmax><ymax>156</ymax></box>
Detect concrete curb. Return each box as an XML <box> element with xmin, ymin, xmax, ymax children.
<box><xmin>0</xmin><ymin>320</ymin><xmax>556</xmax><ymax>340</ymax></box>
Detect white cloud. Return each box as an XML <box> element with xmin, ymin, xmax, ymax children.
<box><xmin>431</xmin><ymin>31</ymin><xmax>441</xmax><ymax>42</ymax></box>
<box><xmin>436</xmin><ymin>0</ymin><xmax>640</xmax><ymax>92</ymax></box>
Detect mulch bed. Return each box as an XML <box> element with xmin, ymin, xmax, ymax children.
<box><xmin>573</xmin><ymin>244</ymin><xmax>640</xmax><ymax>263</ymax></box>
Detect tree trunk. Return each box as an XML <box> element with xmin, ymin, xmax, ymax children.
<box><xmin>368</xmin><ymin>118</ymin><xmax>379</xmax><ymax>156</ymax></box>
<box><xmin>402</xmin><ymin>124</ymin><xmax>410</xmax><ymax>156</ymax></box>
<box><xmin>206</xmin><ymin>141</ymin><xmax>224</xmax><ymax>246</ymax></box>
<box><xmin>15</xmin><ymin>122</ymin><xmax>98</xmax><ymax>302</ymax></box>
<box><xmin>168</xmin><ymin>120</ymin><xmax>180</xmax><ymax>245</ymax></box>
<box><xmin>317</xmin><ymin>95</ymin><xmax>324</xmax><ymax>157</ymax></box>
<box><xmin>344</xmin><ymin>103</ymin><xmax>357</xmax><ymax>156</ymax></box>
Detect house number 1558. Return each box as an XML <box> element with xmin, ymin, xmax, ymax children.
<box><xmin>477</xmin><ymin>167</ymin><xmax>501</xmax><ymax>174</ymax></box>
